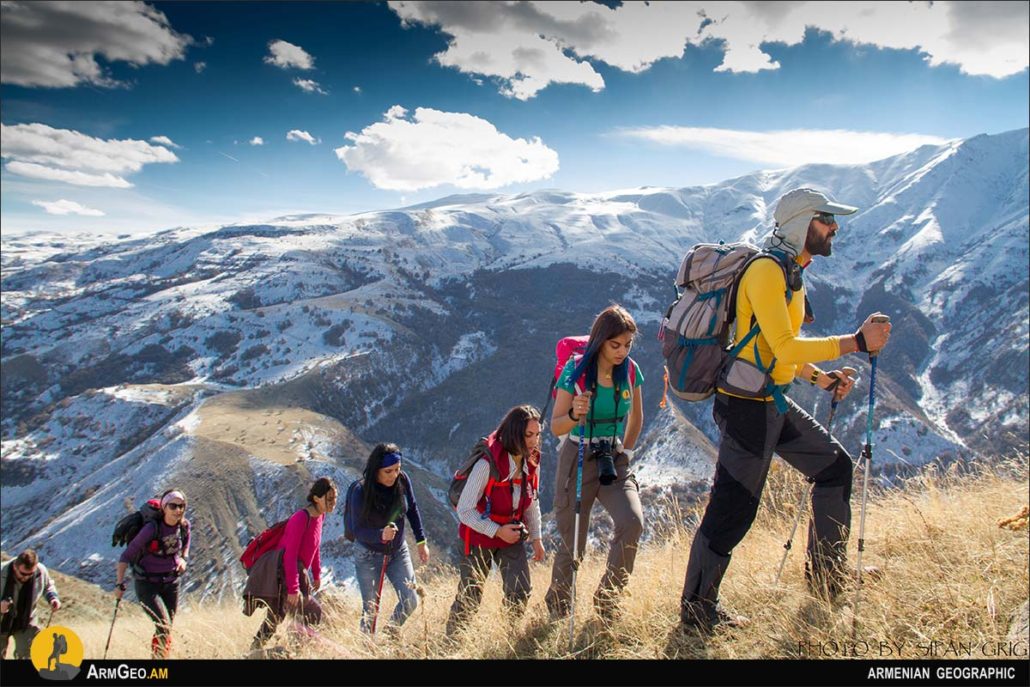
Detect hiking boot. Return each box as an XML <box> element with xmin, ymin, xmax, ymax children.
<box><xmin>545</xmin><ymin>597</ymin><xmax>571</xmax><ymax>622</ymax></box>
<box><xmin>593</xmin><ymin>589</ymin><xmax>622</xmax><ymax>623</ymax></box>
<box><xmin>680</xmin><ymin>602</ymin><xmax>749</xmax><ymax>634</ymax></box>
<box><xmin>150</xmin><ymin>634</ymin><xmax>172</xmax><ymax>659</ymax></box>
<box><xmin>859</xmin><ymin>565</ymin><xmax>883</xmax><ymax>582</ymax></box>
<box><xmin>808</xmin><ymin>565</ymin><xmax>883</xmax><ymax>601</ymax></box>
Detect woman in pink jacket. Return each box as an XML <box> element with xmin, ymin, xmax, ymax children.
<box><xmin>251</xmin><ymin>477</ymin><xmax>337</xmax><ymax>649</ymax></box>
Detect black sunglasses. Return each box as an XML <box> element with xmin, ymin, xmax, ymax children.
<box><xmin>813</xmin><ymin>212</ymin><xmax>837</xmax><ymax>226</ymax></box>
<box><xmin>166</xmin><ymin>502</ymin><xmax>186</xmax><ymax>511</ymax></box>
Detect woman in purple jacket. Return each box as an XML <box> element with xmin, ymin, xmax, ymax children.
<box><xmin>114</xmin><ymin>489</ymin><xmax>191</xmax><ymax>659</ymax></box>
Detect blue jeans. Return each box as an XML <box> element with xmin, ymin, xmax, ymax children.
<box><xmin>354</xmin><ymin>541</ymin><xmax>418</xmax><ymax>632</ymax></box>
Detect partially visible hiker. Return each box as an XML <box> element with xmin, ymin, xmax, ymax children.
<box><xmin>678</xmin><ymin>187</ymin><xmax>893</xmax><ymax>634</ymax></box>
<box><xmin>347</xmin><ymin>444</ymin><xmax>430</xmax><ymax>636</ymax></box>
<box><xmin>248</xmin><ymin>477</ymin><xmax>336</xmax><ymax>650</ymax></box>
<box><xmin>0</xmin><ymin>550</ymin><xmax>61</xmax><ymax>659</ymax></box>
<box><xmin>445</xmin><ymin>405</ymin><xmax>545</xmax><ymax>637</ymax></box>
<box><xmin>544</xmin><ymin>304</ymin><xmax>645</xmax><ymax>622</ymax></box>
<box><xmin>114</xmin><ymin>489</ymin><xmax>191</xmax><ymax>659</ymax></box>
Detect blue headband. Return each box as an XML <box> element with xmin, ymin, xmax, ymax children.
<box><xmin>381</xmin><ymin>452</ymin><xmax>402</xmax><ymax>468</ymax></box>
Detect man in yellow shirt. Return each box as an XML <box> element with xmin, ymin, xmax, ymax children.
<box><xmin>679</xmin><ymin>188</ymin><xmax>892</xmax><ymax>633</ymax></box>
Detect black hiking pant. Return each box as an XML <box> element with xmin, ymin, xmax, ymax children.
<box><xmin>134</xmin><ymin>578</ymin><xmax>179</xmax><ymax>653</ymax></box>
<box><xmin>680</xmin><ymin>393</ymin><xmax>853</xmax><ymax>620</ymax></box>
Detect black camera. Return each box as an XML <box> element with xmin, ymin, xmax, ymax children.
<box><xmin>594</xmin><ymin>439</ymin><xmax>618</xmax><ymax>486</ymax></box>
<box><xmin>510</xmin><ymin>520</ymin><xmax>530</xmax><ymax>542</ymax></box>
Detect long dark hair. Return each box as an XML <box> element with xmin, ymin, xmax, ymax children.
<box><xmin>570</xmin><ymin>304</ymin><xmax>637</xmax><ymax>392</ymax></box>
<box><xmin>495</xmin><ymin>405</ymin><xmax>541</xmax><ymax>462</ymax></box>
<box><xmin>360</xmin><ymin>443</ymin><xmax>405</xmax><ymax>524</ymax></box>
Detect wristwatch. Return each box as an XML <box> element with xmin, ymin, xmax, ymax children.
<box><xmin>116</xmin><ymin>581</ymin><xmax>127</xmax><ymax>591</ymax></box>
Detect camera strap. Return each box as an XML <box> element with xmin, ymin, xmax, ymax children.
<box><xmin>610</xmin><ymin>380</ymin><xmax>621</xmax><ymax>447</ymax></box>
<box><xmin>586</xmin><ymin>378</ymin><xmax>622</xmax><ymax>453</ymax></box>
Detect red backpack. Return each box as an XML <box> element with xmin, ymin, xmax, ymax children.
<box><xmin>239</xmin><ymin>509</ymin><xmax>311</xmax><ymax>571</ymax></box>
<box><xmin>239</xmin><ymin>519</ymin><xmax>289</xmax><ymax>571</ymax></box>
<box><xmin>539</xmin><ymin>336</ymin><xmax>589</xmax><ymax>422</ymax></box>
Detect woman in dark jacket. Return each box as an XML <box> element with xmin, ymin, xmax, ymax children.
<box><xmin>114</xmin><ymin>489</ymin><xmax>191</xmax><ymax>659</ymax></box>
<box><xmin>347</xmin><ymin>443</ymin><xmax>429</xmax><ymax>636</ymax></box>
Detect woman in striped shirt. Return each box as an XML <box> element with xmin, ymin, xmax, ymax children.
<box><xmin>446</xmin><ymin>405</ymin><xmax>545</xmax><ymax>637</ymax></box>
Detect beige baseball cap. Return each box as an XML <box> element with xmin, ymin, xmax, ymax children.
<box><xmin>765</xmin><ymin>188</ymin><xmax>858</xmax><ymax>255</ymax></box>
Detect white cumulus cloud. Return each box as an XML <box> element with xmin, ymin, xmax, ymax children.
<box><xmin>334</xmin><ymin>105</ymin><xmax>559</xmax><ymax>191</ymax></box>
<box><xmin>6</xmin><ymin>162</ymin><xmax>133</xmax><ymax>188</ymax></box>
<box><xmin>388</xmin><ymin>1</ymin><xmax>1028</xmax><ymax>99</ymax></box>
<box><xmin>264</xmin><ymin>39</ymin><xmax>314</xmax><ymax>70</ymax></box>
<box><xmin>149</xmin><ymin>135</ymin><xmax>180</xmax><ymax>148</ymax></box>
<box><xmin>32</xmin><ymin>199</ymin><xmax>105</xmax><ymax>216</ymax></box>
<box><xmin>293</xmin><ymin>77</ymin><xmax>328</xmax><ymax>94</ymax></box>
<box><xmin>617</xmin><ymin>126</ymin><xmax>952</xmax><ymax>167</ymax></box>
<box><xmin>249</xmin><ymin>136</ymin><xmax>264</xmax><ymax>146</ymax></box>
<box><xmin>286</xmin><ymin>129</ymin><xmax>319</xmax><ymax>145</ymax></box>
<box><xmin>1</xmin><ymin>0</ymin><xmax>193</xmax><ymax>88</ymax></box>
<box><xmin>1</xmin><ymin>122</ymin><xmax>179</xmax><ymax>188</ymax></box>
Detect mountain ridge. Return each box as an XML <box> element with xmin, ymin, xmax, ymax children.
<box><xmin>2</xmin><ymin>127</ymin><xmax>1026</xmax><ymax>597</ymax></box>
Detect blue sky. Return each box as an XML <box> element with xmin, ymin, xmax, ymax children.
<box><xmin>1</xmin><ymin>0</ymin><xmax>1028</xmax><ymax>235</ymax></box>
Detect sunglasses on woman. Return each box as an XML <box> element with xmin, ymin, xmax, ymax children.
<box><xmin>166</xmin><ymin>502</ymin><xmax>186</xmax><ymax>511</ymax></box>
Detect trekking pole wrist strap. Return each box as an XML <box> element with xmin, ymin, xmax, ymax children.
<box><xmin>854</xmin><ymin>331</ymin><xmax>868</xmax><ymax>353</ymax></box>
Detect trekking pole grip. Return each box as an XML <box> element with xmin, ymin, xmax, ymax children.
<box><xmin>867</xmin><ymin>315</ymin><xmax>890</xmax><ymax>359</ymax></box>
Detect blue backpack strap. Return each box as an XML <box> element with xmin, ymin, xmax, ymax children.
<box><xmin>727</xmin><ymin>250</ymin><xmax>799</xmax><ymax>414</ymax></box>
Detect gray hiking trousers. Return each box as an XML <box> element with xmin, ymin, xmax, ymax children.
<box><xmin>681</xmin><ymin>393</ymin><xmax>854</xmax><ymax>619</ymax></box>
<box><xmin>446</xmin><ymin>543</ymin><xmax>531</xmax><ymax>636</ymax></box>
<box><xmin>545</xmin><ymin>437</ymin><xmax>644</xmax><ymax>616</ymax></box>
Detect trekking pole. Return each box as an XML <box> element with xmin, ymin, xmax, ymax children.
<box><xmin>568</xmin><ymin>410</ymin><xmax>587</xmax><ymax>650</ymax></box>
<box><xmin>418</xmin><ymin>585</ymin><xmax>428</xmax><ymax>659</ymax></box>
<box><xmin>775</xmin><ymin>367</ymin><xmax>857</xmax><ymax>583</ymax></box>
<box><xmin>853</xmin><ymin>317</ymin><xmax>888</xmax><ymax>638</ymax></box>
<box><xmin>45</xmin><ymin>606</ymin><xmax>56</xmax><ymax>628</ymax></box>
<box><xmin>103</xmin><ymin>598</ymin><xmax>121</xmax><ymax>660</ymax></box>
<box><xmin>369</xmin><ymin>525</ymin><xmax>394</xmax><ymax>637</ymax></box>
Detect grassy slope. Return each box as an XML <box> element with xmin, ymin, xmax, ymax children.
<box><xmin>43</xmin><ymin>458</ymin><xmax>1030</xmax><ymax>660</ymax></box>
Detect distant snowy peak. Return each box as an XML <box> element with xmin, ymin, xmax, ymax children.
<box><xmin>2</xmin><ymin>127</ymin><xmax>1025</xmax><ymax>599</ymax></box>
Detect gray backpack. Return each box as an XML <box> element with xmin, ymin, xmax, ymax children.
<box><xmin>660</xmin><ymin>242</ymin><xmax>793</xmax><ymax>401</ymax></box>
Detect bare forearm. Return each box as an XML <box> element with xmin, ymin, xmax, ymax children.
<box><xmin>551</xmin><ymin>412</ymin><xmax>582</xmax><ymax>437</ymax></box>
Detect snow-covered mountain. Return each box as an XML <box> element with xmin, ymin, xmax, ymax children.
<box><xmin>2</xmin><ymin>127</ymin><xmax>1026</xmax><ymax>597</ymax></box>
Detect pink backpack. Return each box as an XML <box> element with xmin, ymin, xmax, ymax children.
<box><xmin>539</xmin><ymin>335</ymin><xmax>636</xmax><ymax>421</ymax></box>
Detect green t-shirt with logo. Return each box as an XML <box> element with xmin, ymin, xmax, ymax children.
<box><xmin>557</xmin><ymin>357</ymin><xmax>643</xmax><ymax>439</ymax></box>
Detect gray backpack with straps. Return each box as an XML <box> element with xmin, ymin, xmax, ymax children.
<box><xmin>660</xmin><ymin>242</ymin><xmax>793</xmax><ymax>402</ymax></box>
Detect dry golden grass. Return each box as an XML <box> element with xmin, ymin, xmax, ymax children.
<box><xmin>71</xmin><ymin>457</ymin><xmax>1028</xmax><ymax>660</ymax></box>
